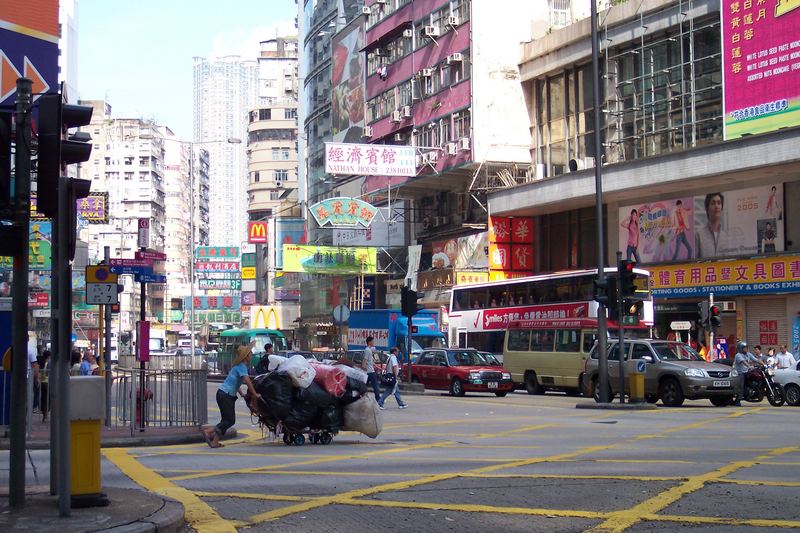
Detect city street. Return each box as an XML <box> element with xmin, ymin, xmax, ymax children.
<box><xmin>89</xmin><ymin>384</ymin><xmax>800</xmax><ymax>532</ymax></box>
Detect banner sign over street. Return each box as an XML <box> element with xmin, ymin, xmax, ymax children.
<box><xmin>324</xmin><ymin>142</ymin><xmax>416</xmax><ymax>176</ymax></box>
<box><xmin>721</xmin><ymin>0</ymin><xmax>800</xmax><ymax>138</ymax></box>
<box><xmin>310</xmin><ymin>197</ymin><xmax>378</xmax><ymax>228</ymax></box>
<box><xmin>282</xmin><ymin>244</ymin><xmax>377</xmax><ymax>274</ymax></box>
<box><xmin>195</xmin><ymin>246</ymin><xmax>239</xmax><ymax>259</ymax></box>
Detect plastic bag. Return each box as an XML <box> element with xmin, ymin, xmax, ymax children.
<box><xmin>343</xmin><ymin>394</ymin><xmax>383</xmax><ymax>438</ymax></box>
<box><xmin>295</xmin><ymin>381</ymin><xmax>335</xmax><ymax>407</ymax></box>
<box><xmin>309</xmin><ymin>363</ymin><xmax>347</xmax><ymax>397</ymax></box>
<box><xmin>283</xmin><ymin>399</ymin><xmax>319</xmax><ymax>432</ymax></box>
<box><xmin>282</xmin><ymin>354</ymin><xmax>316</xmax><ymax>388</ymax></box>
<box><xmin>256</xmin><ymin>372</ymin><xmax>294</xmax><ymax>419</ymax></box>
<box><xmin>313</xmin><ymin>403</ymin><xmax>343</xmax><ymax>432</ymax></box>
<box><xmin>340</xmin><ymin>365</ymin><xmax>368</xmax><ymax>384</ymax></box>
<box><xmin>267</xmin><ymin>354</ymin><xmax>288</xmax><ymax>371</ymax></box>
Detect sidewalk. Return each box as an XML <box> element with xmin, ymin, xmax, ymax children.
<box><xmin>1</xmin><ymin>416</ymin><xmax>237</xmax><ymax>450</ymax></box>
<box><xmin>0</xmin><ymin>486</ymin><xmax>185</xmax><ymax>532</ymax></box>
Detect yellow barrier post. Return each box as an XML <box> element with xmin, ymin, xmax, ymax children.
<box><xmin>69</xmin><ymin>376</ymin><xmax>109</xmax><ymax>507</ymax></box>
<box><xmin>629</xmin><ymin>359</ymin><xmax>647</xmax><ymax>403</ymax></box>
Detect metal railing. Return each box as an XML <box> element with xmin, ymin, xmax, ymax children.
<box><xmin>113</xmin><ymin>367</ymin><xmax>207</xmax><ymax>434</ymax></box>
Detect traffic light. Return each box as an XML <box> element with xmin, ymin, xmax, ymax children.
<box><xmin>618</xmin><ymin>259</ymin><xmax>637</xmax><ymax>298</ymax></box>
<box><xmin>709</xmin><ymin>304</ymin><xmax>722</xmax><ymax>331</ymax></box>
<box><xmin>593</xmin><ymin>275</ymin><xmax>619</xmax><ymax>319</ymax></box>
<box><xmin>697</xmin><ymin>301</ymin><xmax>710</xmax><ymax>329</ymax></box>
<box><xmin>37</xmin><ymin>94</ymin><xmax>94</xmax><ymax>218</ymax></box>
<box><xmin>401</xmin><ymin>286</ymin><xmax>421</xmax><ymax>317</ymax></box>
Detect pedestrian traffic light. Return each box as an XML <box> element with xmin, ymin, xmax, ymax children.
<box><xmin>401</xmin><ymin>286</ymin><xmax>421</xmax><ymax>317</ymax></box>
<box><xmin>37</xmin><ymin>94</ymin><xmax>94</xmax><ymax>218</ymax></box>
<box><xmin>618</xmin><ymin>259</ymin><xmax>637</xmax><ymax>299</ymax></box>
<box><xmin>697</xmin><ymin>301</ymin><xmax>710</xmax><ymax>329</ymax></box>
<box><xmin>709</xmin><ymin>304</ymin><xmax>722</xmax><ymax>331</ymax></box>
<box><xmin>593</xmin><ymin>275</ymin><xmax>619</xmax><ymax>316</ymax></box>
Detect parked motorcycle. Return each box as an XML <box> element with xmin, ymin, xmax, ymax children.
<box><xmin>743</xmin><ymin>364</ymin><xmax>785</xmax><ymax>406</ymax></box>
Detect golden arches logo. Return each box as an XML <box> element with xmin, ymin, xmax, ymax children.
<box><xmin>248</xmin><ymin>222</ymin><xmax>267</xmax><ymax>243</ymax></box>
<box><xmin>251</xmin><ymin>306</ymin><xmax>280</xmax><ymax>329</ymax></box>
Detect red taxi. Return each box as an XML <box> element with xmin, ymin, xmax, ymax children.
<box><xmin>411</xmin><ymin>349</ymin><xmax>514</xmax><ymax>397</ymax></box>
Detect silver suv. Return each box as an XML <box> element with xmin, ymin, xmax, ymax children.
<box><xmin>583</xmin><ymin>339</ymin><xmax>737</xmax><ymax>407</ymax></box>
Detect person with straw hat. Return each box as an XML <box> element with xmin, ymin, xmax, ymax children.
<box><xmin>202</xmin><ymin>342</ymin><xmax>261</xmax><ymax>448</ymax></box>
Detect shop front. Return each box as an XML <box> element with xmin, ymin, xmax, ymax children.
<box><xmin>649</xmin><ymin>255</ymin><xmax>800</xmax><ymax>356</ymax></box>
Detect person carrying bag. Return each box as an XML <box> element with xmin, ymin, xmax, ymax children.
<box><xmin>378</xmin><ymin>347</ymin><xmax>407</xmax><ymax>410</ymax></box>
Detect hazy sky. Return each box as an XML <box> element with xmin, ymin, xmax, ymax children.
<box><xmin>76</xmin><ymin>0</ymin><xmax>296</xmax><ymax>140</ymax></box>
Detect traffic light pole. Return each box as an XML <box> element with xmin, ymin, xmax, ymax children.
<box><xmin>590</xmin><ymin>0</ymin><xmax>610</xmax><ymax>403</ymax></box>
<box><xmin>616</xmin><ymin>252</ymin><xmax>626</xmax><ymax>404</ymax></box>
<box><xmin>708</xmin><ymin>292</ymin><xmax>715</xmax><ymax>361</ymax></box>
<box><xmin>9</xmin><ymin>77</ymin><xmax>32</xmax><ymax>509</ymax></box>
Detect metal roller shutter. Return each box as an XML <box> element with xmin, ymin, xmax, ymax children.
<box><xmin>745</xmin><ymin>298</ymin><xmax>787</xmax><ymax>349</ymax></box>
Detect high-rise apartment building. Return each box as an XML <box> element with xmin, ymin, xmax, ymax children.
<box><xmin>193</xmin><ymin>55</ymin><xmax>258</xmax><ymax>246</ymax></box>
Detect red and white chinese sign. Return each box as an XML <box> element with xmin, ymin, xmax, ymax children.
<box><xmin>325</xmin><ymin>142</ymin><xmax>416</xmax><ymax>177</ymax></box>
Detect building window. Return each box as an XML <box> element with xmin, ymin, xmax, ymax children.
<box><xmin>285</xmin><ymin>108</ymin><xmax>297</xmax><ymax>119</ymax></box>
<box><xmin>259</xmin><ymin>109</ymin><xmax>271</xmax><ymax>121</ymax></box>
<box><xmin>275</xmin><ymin>169</ymin><xmax>289</xmax><ymax>182</ymax></box>
<box><xmin>254</xmin><ymin>171</ymin><xmax>260</xmax><ymax>183</ymax></box>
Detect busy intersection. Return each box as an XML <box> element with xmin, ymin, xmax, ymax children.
<box><xmin>94</xmin><ymin>386</ymin><xmax>800</xmax><ymax>532</ymax></box>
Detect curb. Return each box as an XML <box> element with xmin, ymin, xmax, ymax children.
<box><xmin>399</xmin><ymin>383</ymin><xmax>425</xmax><ymax>395</ymax></box>
<box><xmin>101</xmin><ymin>498</ymin><xmax>185</xmax><ymax>533</ymax></box>
<box><xmin>1</xmin><ymin>428</ymin><xmax>237</xmax><ymax>451</ymax></box>
<box><xmin>575</xmin><ymin>401</ymin><xmax>658</xmax><ymax>410</ymax></box>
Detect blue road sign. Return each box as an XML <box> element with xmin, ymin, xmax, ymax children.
<box><xmin>636</xmin><ymin>359</ymin><xmax>647</xmax><ymax>373</ymax></box>
<box><xmin>109</xmin><ymin>265</ymin><xmax>154</xmax><ymax>276</ymax></box>
<box><xmin>134</xmin><ymin>273</ymin><xmax>167</xmax><ymax>284</ymax></box>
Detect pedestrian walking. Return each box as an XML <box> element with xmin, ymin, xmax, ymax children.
<box><xmin>776</xmin><ymin>345</ymin><xmax>797</xmax><ymax>370</ymax></box>
<box><xmin>361</xmin><ymin>336</ymin><xmax>381</xmax><ymax>400</ymax></box>
<box><xmin>378</xmin><ymin>347</ymin><xmax>407</xmax><ymax>410</ymax></box>
<box><xmin>202</xmin><ymin>343</ymin><xmax>261</xmax><ymax>448</ymax></box>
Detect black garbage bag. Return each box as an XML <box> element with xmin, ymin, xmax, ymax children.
<box><xmin>257</xmin><ymin>372</ymin><xmax>294</xmax><ymax>419</ymax></box>
<box><xmin>345</xmin><ymin>377</ymin><xmax>368</xmax><ymax>395</ymax></box>
<box><xmin>312</xmin><ymin>403</ymin><xmax>343</xmax><ymax>432</ymax></box>
<box><xmin>295</xmin><ymin>381</ymin><xmax>335</xmax><ymax>407</ymax></box>
<box><xmin>283</xmin><ymin>398</ymin><xmax>320</xmax><ymax>431</ymax></box>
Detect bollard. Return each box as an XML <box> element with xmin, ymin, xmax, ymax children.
<box><xmin>69</xmin><ymin>376</ymin><xmax>109</xmax><ymax>508</ymax></box>
<box><xmin>629</xmin><ymin>359</ymin><xmax>647</xmax><ymax>404</ymax></box>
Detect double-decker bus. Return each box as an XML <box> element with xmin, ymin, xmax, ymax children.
<box><xmin>448</xmin><ymin>268</ymin><xmax>654</xmax><ymax>354</ymax></box>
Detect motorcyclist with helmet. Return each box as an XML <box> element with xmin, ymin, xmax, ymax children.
<box><xmin>733</xmin><ymin>341</ymin><xmax>759</xmax><ymax>406</ymax></box>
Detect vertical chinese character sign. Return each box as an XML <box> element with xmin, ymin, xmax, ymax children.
<box><xmin>722</xmin><ymin>0</ymin><xmax>800</xmax><ymax>139</ymax></box>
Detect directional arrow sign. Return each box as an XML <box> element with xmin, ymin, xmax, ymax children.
<box><xmin>134</xmin><ymin>273</ymin><xmax>167</xmax><ymax>284</ymax></box>
<box><xmin>110</xmin><ymin>258</ymin><xmax>153</xmax><ymax>267</ymax></box>
<box><xmin>109</xmin><ymin>265</ymin><xmax>154</xmax><ymax>276</ymax></box>
<box><xmin>135</xmin><ymin>250</ymin><xmax>167</xmax><ymax>261</ymax></box>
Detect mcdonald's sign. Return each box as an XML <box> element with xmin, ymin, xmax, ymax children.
<box><xmin>248</xmin><ymin>221</ymin><xmax>268</xmax><ymax>243</ymax></box>
<box><xmin>250</xmin><ymin>305</ymin><xmax>281</xmax><ymax>329</ymax></box>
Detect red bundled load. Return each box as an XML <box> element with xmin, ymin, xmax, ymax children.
<box><xmin>309</xmin><ymin>362</ymin><xmax>347</xmax><ymax>397</ymax></box>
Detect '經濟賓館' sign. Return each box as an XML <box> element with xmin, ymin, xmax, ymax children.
<box><xmin>325</xmin><ymin>142</ymin><xmax>416</xmax><ymax>177</ymax></box>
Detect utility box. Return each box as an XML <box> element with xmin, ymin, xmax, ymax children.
<box><xmin>70</xmin><ymin>376</ymin><xmax>109</xmax><ymax>507</ymax></box>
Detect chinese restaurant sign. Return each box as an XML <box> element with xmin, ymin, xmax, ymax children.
<box><xmin>282</xmin><ymin>245</ymin><xmax>377</xmax><ymax>274</ymax></box>
<box><xmin>649</xmin><ymin>256</ymin><xmax>800</xmax><ymax>297</ymax></box>
<box><xmin>325</xmin><ymin>142</ymin><xmax>416</xmax><ymax>176</ymax></box>
<box><xmin>310</xmin><ymin>197</ymin><xmax>378</xmax><ymax>228</ymax></box>
<box><xmin>722</xmin><ymin>0</ymin><xmax>800</xmax><ymax>138</ymax></box>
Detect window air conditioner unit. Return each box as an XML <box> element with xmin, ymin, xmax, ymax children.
<box><xmin>362</xmin><ymin>126</ymin><xmax>373</xmax><ymax>137</ymax></box>
<box><xmin>423</xmin><ymin>25</ymin><xmax>440</xmax><ymax>37</ymax></box>
<box><xmin>459</xmin><ymin>137</ymin><xmax>470</xmax><ymax>151</ymax></box>
<box><xmin>582</xmin><ymin>157</ymin><xmax>596</xmax><ymax>169</ymax></box>
<box><xmin>391</xmin><ymin>109</ymin><xmax>402</xmax><ymax>122</ymax></box>
<box><xmin>447</xmin><ymin>52</ymin><xmax>463</xmax><ymax>64</ymax></box>
<box><xmin>446</xmin><ymin>142</ymin><xmax>458</xmax><ymax>155</ymax></box>
<box><xmin>447</xmin><ymin>15</ymin><xmax>459</xmax><ymax>26</ymax></box>
<box><xmin>420</xmin><ymin>68</ymin><xmax>433</xmax><ymax>77</ymax></box>
<box><xmin>361</xmin><ymin>6</ymin><xmax>371</xmax><ymax>15</ymax></box>
<box><xmin>427</xmin><ymin>151</ymin><xmax>439</xmax><ymax>163</ymax></box>
<box><xmin>394</xmin><ymin>133</ymin><xmax>406</xmax><ymax>142</ymax></box>
<box><xmin>403</xmin><ymin>29</ymin><xmax>413</xmax><ymax>38</ymax></box>
<box><xmin>402</xmin><ymin>105</ymin><xmax>412</xmax><ymax>118</ymax></box>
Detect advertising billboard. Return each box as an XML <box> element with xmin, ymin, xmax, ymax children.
<box><xmin>333</xmin><ymin>206</ymin><xmax>406</xmax><ymax>247</ymax></box>
<box><xmin>77</xmin><ymin>192</ymin><xmax>109</xmax><ymax>224</ymax></box>
<box><xmin>619</xmin><ymin>183</ymin><xmax>784</xmax><ymax>262</ymax></box>
<box><xmin>310</xmin><ymin>197</ymin><xmax>378</xmax><ymax>228</ymax></box>
<box><xmin>325</xmin><ymin>142</ymin><xmax>416</xmax><ymax>177</ymax></box>
<box><xmin>248</xmin><ymin>221</ymin><xmax>268</xmax><ymax>243</ymax></box>
<box><xmin>271</xmin><ymin>218</ymin><xmax>306</xmax><ymax>270</ymax></box>
<box><xmin>722</xmin><ymin>0</ymin><xmax>800</xmax><ymax>138</ymax></box>
<box><xmin>331</xmin><ymin>20</ymin><xmax>365</xmax><ymax>143</ymax></box>
<box><xmin>282</xmin><ymin>245</ymin><xmax>377</xmax><ymax>274</ymax></box>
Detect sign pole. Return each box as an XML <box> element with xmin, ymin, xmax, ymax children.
<box><xmin>9</xmin><ymin>77</ymin><xmax>32</xmax><ymax>509</ymax></box>
<box><xmin>616</xmin><ymin>251</ymin><xmax>626</xmax><ymax>404</ymax></box>
<box><xmin>104</xmin><ymin>246</ymin><xmax>112</xmax><ymax>425</ymax></box>
<box><xmin>708</xmin><ymin>292</ymin><xmax>715</xmax><ymax>361</ymax></box>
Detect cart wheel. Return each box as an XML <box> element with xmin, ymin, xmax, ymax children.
<box><xmin>293</xmin><ymin>433</ymin><xmax>305</xmax><ymax>446</ymax></box>
<box><xmin>282</xmin><ymin>433</ymin><xmax>292</xmax><ymax>445</ymax></box>
<box><xmin>310</xmin><ymin>433</ymin><xmax>320</xmax><ymax>444</ymax></box>
<box><xmin>320</xmin><ymin>432</ymin><xmax>333</xmax><ymax>445</ymax></box>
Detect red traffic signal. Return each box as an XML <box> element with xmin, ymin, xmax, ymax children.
<box><xmin>618</xmin><ymin>259</ymin><xmax>638</xmax><ymax>299</ymax></box>
<box><xmin>709</xmin><ymin>304</ymin><xmax>722</xmax><ymax>330</ymax></box>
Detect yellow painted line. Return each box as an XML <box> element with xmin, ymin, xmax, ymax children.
<box><xmin>586</xmin><ymin>446</ymin><xmax>799</xmax><ymax>533</ymax></box>
<box><xmin>230</xmin><ymin>469</ymin><xmax>424</xmax><ymax>478</ymax></box>
<box><xmin>718</xmin><ymin>478</ymin><xmax>800</xmax><ymax>487</ymax></box>
<box><xmin>551</xmin><ymin>458</ymin><xmax>697</xmax><ymax>465</ymax></box>
<box><xmin>130</xmin><ymin>428</ymin><xmax>265</xmax><ymax>457</ymax></box>
<box><xmin>194</xmin><ymin>491</ymin><xmax>310</xmax><ymax>502</ymax></box>
<box><xmin>475</xmin><ymin>423</ymin><xmax>555</xmax><ymax>439</ymax></box>
<box><xmin>466</xmin><ymin>473</ymin><xmax>685</xmax><ymax>482</ymax></box>
<box><xmin>103</xmin><ymin>448</ymin><xmax>236</xmax><ymax>533</ymax></box>
<box><xmin>645</xmin><ymin>513</ymin><xmax>800</xmax><ymax>528</ymax></box>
